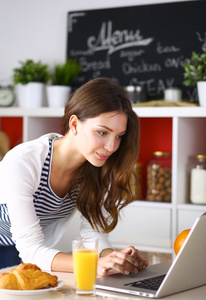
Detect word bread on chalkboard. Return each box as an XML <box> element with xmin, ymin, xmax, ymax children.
<box><xmin>67</xmin><ymin>0</ymin><xmax>206</xmax><ymax>101</ymax></box>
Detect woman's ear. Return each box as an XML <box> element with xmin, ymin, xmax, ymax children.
<box><xmin>69</xmin><ymin>114</ymin><xmax>79</xmax><ymax>135</ymax></box>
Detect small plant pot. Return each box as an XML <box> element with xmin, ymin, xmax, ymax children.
<box><xmin>15</xmin><ymin>83</ymin><xmax>45</xmax><ymax>108</ymax></box>
<box><xmin>197</xmin><ymin>81</ymin><xmax>206</xmax><ymax>107</ymax></box>
<box><xmin>46</xmin><ymin>85</ymin><xmax>71</xmax><ymax>107</ymax></box>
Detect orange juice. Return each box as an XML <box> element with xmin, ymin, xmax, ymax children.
<box><xmin>73</xmin><ymin>249</ymin><xmax>98</xmax><ymax>291</ymax></box>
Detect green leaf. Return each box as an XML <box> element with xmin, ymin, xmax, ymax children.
<box><xmin>51</xmin><ymin>59</ymin><xmax>81</xmax><ymax>86</ymax></box>
<box><xmin>12</xmin><ymin>59</ymin><xmax>50</xmax><ymax>85</ymax></box>
<box><xmin>182</xmin><ymin>47</ymin><xmax>206</xmax><ymax>86</ymax></box>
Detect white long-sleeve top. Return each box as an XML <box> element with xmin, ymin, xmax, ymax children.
<box><xmin>0</xmin><ymin>133</ymin><xmax>112</xmax><ymax>270</ymax></box>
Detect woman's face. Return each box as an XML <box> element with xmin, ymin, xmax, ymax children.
<box><xmin>75</xmin><ymin>111</ymin><xmax>128</xmax><ymax>167</ymax></box>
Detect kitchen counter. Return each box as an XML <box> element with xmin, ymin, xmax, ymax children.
<box><xmin>0</xmin><ymin>270</ymin><xmax>205</xmax><ymax>300</ymax></box>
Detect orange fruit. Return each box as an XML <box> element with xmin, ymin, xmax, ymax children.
<box><xmin>174</xmin><ymin>229</ymin><xmax>190</xmax><ymax>255</ymax></box>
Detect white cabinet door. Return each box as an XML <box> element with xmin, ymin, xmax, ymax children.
<box><xmin>109</xmin><ymin>203</ymin><xmax>172</xmax><ymax>251</ymax></box>
<box><xmin>177</xmin><ymin>209</ymin><xmax>205</xmax><ymax>235</ymax></box>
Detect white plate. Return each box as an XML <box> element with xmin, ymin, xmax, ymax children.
<box><xmin>0</xmin><ymin>280</ymin><xmax>64</xmax><ymax>295</ymax></box>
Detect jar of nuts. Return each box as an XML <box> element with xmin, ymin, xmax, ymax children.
<box><xmin>146</xmin><ymin>151</ymin><xmax>172</xmax><ymax>202</ymax></box>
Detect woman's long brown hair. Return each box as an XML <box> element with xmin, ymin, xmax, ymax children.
<box><xmin>62</xmin><ymin>78</ymin><xmax>140</xmax><ymax>233</ymax></box>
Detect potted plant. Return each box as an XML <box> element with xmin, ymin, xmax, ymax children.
<box><xmin>182</xmin><ymin>47</ymin><xmax>206</xmax><ymax>106</ymax></box>
<box><xmin>46</xmin><ymin>59</ymin><xmax>81</xmax><ymax>107</ymax></box>
<box><xmin>12</xmin><ymin>59</ymin><xmax>50</xmax><ymax>107</ymax></box>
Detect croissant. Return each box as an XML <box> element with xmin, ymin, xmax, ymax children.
<box><xmin>0</xmin><ymin>263</ymin><xmax>58</xmax><ymax>290</ymax></box>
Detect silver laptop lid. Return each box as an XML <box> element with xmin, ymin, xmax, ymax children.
<box><xmin>96</xmin><ymin>214</ymin><xmax>206</xmax><ymax>298</ymax></box>
<box><xmin>157</xmin><ymin>214</ymin><xmax>206</xmax><ymax>297</ymax></box>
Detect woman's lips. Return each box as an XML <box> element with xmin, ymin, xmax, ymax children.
<box><xmin>96</xmin><ymin>153</ymin><xmax>110</xmax><ymax>161</ymax></box>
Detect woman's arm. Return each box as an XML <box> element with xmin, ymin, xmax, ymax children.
<box><xmin>51</xmin><ymin>246</ymin><xmax>148</xmax><ymax>275</ymax></box>
<box><xmin>51</xmin><ymin>252</ymin><xmax>74</xmax><ymax>272</ymax></box>
<box><xmin>1</xmin><ymin>145</ymin><xmax>60</xmax><ymax>271</ymax></box>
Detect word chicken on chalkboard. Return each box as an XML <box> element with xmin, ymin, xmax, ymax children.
<box><xmin>67</xmin><ymin>0</ymin><xmax>206</xmax><ymax>101</ymax></box>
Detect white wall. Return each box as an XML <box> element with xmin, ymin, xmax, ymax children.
<box><xmin>0</xmin><ymin>0</ymin><xmax>189</xmax><ymax>86</ymax></box>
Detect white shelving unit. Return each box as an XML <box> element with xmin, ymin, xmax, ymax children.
<box><xmin>1</xmin><ymin>106</ymin><xmax>206</xmax><ymax>257</ymax></box>
<box><xmin>110</xmin><ymin>106</ymin><xmax>206</xmax><ymax>259</ymax></box>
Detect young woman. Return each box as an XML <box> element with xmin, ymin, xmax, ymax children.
<box><xmin>0</xmin><ymin>78</ymin><xmax>148</xmax><ymax>275</ymax></box>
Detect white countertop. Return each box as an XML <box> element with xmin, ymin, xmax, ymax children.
<box><xmin>0</xmin><ymin>270</ymin><xmax>206</xmax><ymax>300</ymax></box>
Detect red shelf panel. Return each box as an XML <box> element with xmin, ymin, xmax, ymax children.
<box><xmin>1</xmin><ymin>117</ymin><xmax>23</xmax><ymax>149</ymax></box>
<box><xmin>138</xmin><ymin>117</ymin><xmax>172</xmax><ymax>199</ymax></box>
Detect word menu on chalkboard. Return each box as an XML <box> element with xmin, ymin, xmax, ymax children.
<box><xmin>67</xmin><ymin>0</ymin><xmax>206</xmax><ymax>100</ymax></box>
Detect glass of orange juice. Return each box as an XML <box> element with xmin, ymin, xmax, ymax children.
<box><xmin>72</xmin><ymin>238</ymin><xmax>98</xmax><ymax>295</ymax></box>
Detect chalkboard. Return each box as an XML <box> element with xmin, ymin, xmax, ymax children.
<box><xmin>67</xmin><ymin>0</ymin><xmax>206</xmax><ymax>101</ymax></box>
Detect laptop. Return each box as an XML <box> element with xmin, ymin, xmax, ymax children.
<box><xmin>96</xmin><ymin>214</ymin><xmax>206</xmax><ymax>298</ymax></box>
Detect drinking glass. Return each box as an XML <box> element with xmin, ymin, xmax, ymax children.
<box><xmin>72</xmin><ymin>238</ymin><xmax>98</xmax><ymax>295</ymax></box>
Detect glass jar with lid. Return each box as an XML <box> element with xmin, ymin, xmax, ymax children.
<box><xmin>189</xmin><ymin>154</ymin><xmax>206</xmax><ymax>204</ymax></box>
<box><xmin>125</xmin><ymin>86</ymin><xmax>136</xmax><ymax>103</ymax></box>
<box><xmin>125</xmin><ymin>85</ymin><xmax>146</xmax><ymax>104</ymax></box>
<box><xmin>146</xmin><ymin>151</ymin><xmax>172</xmax><ymax>202</ymax></box>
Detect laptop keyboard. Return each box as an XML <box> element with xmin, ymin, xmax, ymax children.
<box><xmin>124</xmin><ymin>274</ymin><xmax>166</xmax><ymax>291</ymax></box>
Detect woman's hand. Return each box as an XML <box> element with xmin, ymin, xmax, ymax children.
<box><xmin>97</xmin><ymin>246</ymin><xmax>148</xmax><ymax>277</ymax></box>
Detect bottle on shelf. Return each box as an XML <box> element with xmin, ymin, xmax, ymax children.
<box><xmin>189</xmin><ymin>154</ymin><xmax>206</xmax><ymax>205</ymax></box>
<box><xmin>146</xmin><ymin>151</ymin><xmax>172</xmax><ymax>202</ymax></box>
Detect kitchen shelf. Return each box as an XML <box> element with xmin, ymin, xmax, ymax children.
<box><xmin>133</xmin><ymin>106</ymin><xmax>206</xmax><ymax>117</ymax></box>
<box><xmin>177</xmin><ymin>203</ymin><xmax>206</xmax><ymax>210</ymax></box>
<box><xmin>0</xmin><ymin>107</ymin><xmax>64</xmax><ymax>117</ymax></box>
<box><xmin>1</xmin><ymin>106</ymin><xmax>206</xmax><ymax>117</ymax></box>
<box><xmin>0</xmin><ymin>105</ymin><xmax>206</xmax><ymax>258</ymax></box>
<box><xmin>130</xmin><ymin>200</ymin><xmax>173</xmax><ymax>210</ymax></box>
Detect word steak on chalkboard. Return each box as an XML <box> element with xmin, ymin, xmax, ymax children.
<box><xmin>67</xmin><ymin>0</ymin><xmax>206</xmax><ymax>101</ymax></box>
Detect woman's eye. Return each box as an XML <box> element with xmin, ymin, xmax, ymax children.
<box><xmin>117</xmin><ymin>134</ymin><xmax>124</xmax><ymax>139</ymax></box>
<box><xmin>97</xmin><ymin>130</ymin><xmax>107</xmax><ymax>136</ymax></box>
